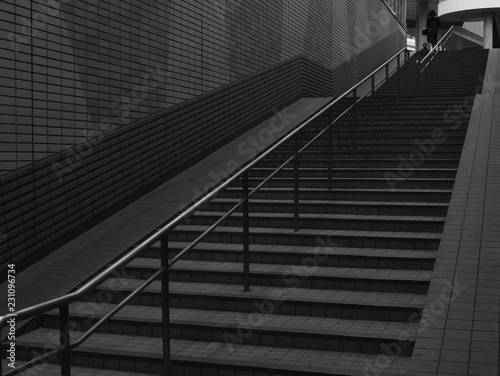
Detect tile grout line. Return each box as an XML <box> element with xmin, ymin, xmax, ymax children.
<box><xmin>468</xmin><ymin>92</ymin><xmax>491</xmax><ymax>372</ymax></box>
<box><xmin>449</xmin><ymin>93</ymin><xmax>482</xmax><ymax>376</ymax></box>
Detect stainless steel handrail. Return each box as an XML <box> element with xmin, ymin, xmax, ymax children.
<box><xmin>417</xmin><ymin>26</ymin><xmax>456</xmax><ymax>95</ymax></box>
<box><xmin>0</xmin><ymin>47</ymin><xmax>410</xmax><ymax>376</ymax></box>
<box><xmin>419</xmin><ymin>25</ymin><xmax>455</xmax><ymax>69</ymax></box>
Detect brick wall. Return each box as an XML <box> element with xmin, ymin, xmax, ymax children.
<box><xmin>1</xmin><ymin>0</ymin><xmax>405</xmax><ymax>174</ymax></box>
<box><xmin>0</xmin><ymin>0</ymin><xmax>405</xmax><ymax>271</ymax></box>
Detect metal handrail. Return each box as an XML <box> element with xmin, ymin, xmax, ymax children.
<box><xmin>419</xmin><ymin>25</ymin><xmax>455</xmax><ymax>71</ymax></box>
<box><xmin>1</xmin><ymin>47</ymin><xmax>411</xmax><ymax>376</ymax></box>
<box><xmin>417</xmin><ymin>26</ymin><xmax>456</xmax><ymax>95</ymax></box>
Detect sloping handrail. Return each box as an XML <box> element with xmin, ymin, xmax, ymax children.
<box><xmin>419</xmin><ymin>25</ymin><xmax>455</xmax><ymax>72</ymax></box>
<box><xmin>0</xmin><ymin>47</ymin><xmax>410</xmax><ymax>376</ymax></box>
<box><xmin>417</xmin><ymin>26</ymin><xmax>456</xmax><ymax>96</ymax></box>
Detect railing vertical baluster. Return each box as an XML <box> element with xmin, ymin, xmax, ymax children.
<box><xmin>397</xmin><ymin>54</ymin><xmax>401</xmax><ymax>104</ymax></box>
<box><xmin>426</xmin><ymin>64</ymin><xmax>429</xmax><ymax>93</ymax></box>
<box><xmin>422</xmin><ymin>65</ymin><xmax>425</xmax><ymax>97</ymax></box>
<box><xmin>0</xmin><ymin>322</ymin><xmax>3</xmax><ymax>376</ymax></box>
<box><xmin>433</xmin><ymin>59</ymin><xmax>436</xmax><ymax>86</ymax></box>
<box><xmin>327</xmin><ymin>109</ymin><xmax>333</xmax><ymax>190</ymax></box>
<box><xmin>430</xmin><ymin>62</ymin><xmax>432</xmax><ymax>91</ymax></box>
<box><xmin>371</xmin><ymin>75</ymin><xmax>375</xmax><ymax>135</ymax></box>
<box><xmin>385</xmin><ymin>63</ymin><xmax>389</xmax><ymax>119</ymax></box>
<box><xmin>405</xmin><ymin>51</ymin><xmax>410</xmax><ymax>97</ymax></box>
<box><xmin>242</xmin><ymin>172</ymin><xmax>250</xmax><ymax>291</ymax></box>
<box><xmin>406</xmin><ymin>51</ymin><xmax>410</xmax><ymax>97</ymax></box>
<box><xmin>352</xmin><ymin>88</ymin><xmax>357</xmax><ymax>158</ymax></box>
<box><xmin>416</xmin><ymin>61</ymin><xmax>420</xmax><ymax>96</ymax></box>
<box><xmin>60</xmin><ymin>304</ymin><xmax>71</xmax><ymax>376</ymax></box>
<box><xmin>161</xmin><ymin>237</ymin><xmax>170</xmax><ymax>375</ymax></box>
<box><xmin>293</xmin><ymin>133</ymin><xmax>299</xmax><ymax>231</ymax></box>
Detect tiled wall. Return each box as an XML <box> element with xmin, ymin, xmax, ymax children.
<box><xmin>1</xmin><ymin>0</ymin><xmax>405</xmax><ymax>175</ymax></box>
<box><xmin>0</xmin><ymin>0</ymin><xmax>405</xmax><ymax>270</ymax></box>
<box><xmin>384</xmin><ymin>0</ymin><xmax>407</xmax><ymax>26</ymax></box>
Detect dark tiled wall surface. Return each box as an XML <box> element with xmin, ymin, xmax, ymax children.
<box><xmin>1</xmin><ymin>0</ymin><xmax>404</xmax><ymax>174</ymax></box>
<box><xmin>0</xmin><ymin>0</ymin><xmax>405</xmax><ymax>270</ymax></box>
<box><xmin>383</xmin><ymin>0</ymin><xmax>407</xmax><ymax>26</ymax></box>
<box><xmin>0</xmin><ymin>56</ymin><xmax>308</xmax><ymax>271</ymax></box>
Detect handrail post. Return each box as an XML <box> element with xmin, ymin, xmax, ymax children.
<box><xmin>352</xmin><ymin>88</ymin><xmax>357</xmax><ymax>158</ymax></box>
<box><xmin>407</xmin><ymin>50</ymin><xmax>411</xmax><ymax>97</ymax></box>
<box><xmin>416</xmin><ymin>61</ymin><xmax>420</xmax><ymax>96</ymax></box>
<box><xmin>397</xmin><ymin>54</ymin><xmax>401</xmax><ymax>104</ymax></box>
<box><xmin>0</xmin><ymin>321</ymin><xmax>3</xmax><ymax>376</ymax></box>
<box><xmin>161</xmin><ymin>237</ymin><xmax>170</xmax><ymax>375</ymax></box>
<box><xmin>429</xmin><ymin>60</ymin><xmax>432</xmax><ymax>91</ymax></box>
<box><xmin>422</xmin><ymin>65</ymin><xmax>426</xmax><ymax>97</ymax></box>
<box><xmin>432</xmin><ymin>58</ymin><xmax>436</xmax><ymax>86</ymax></box>
<box><xmin>242</xmin><ymin>172</ymin><xmax>250</xmax><ymax>291</ymax></box>
<box><xmin>405</xmin><ymin>50</ymin><xmax>409</xmax><ymax>97</ymax></box>
<box><xmin>60</xmin><ymin>304</ymin><xmax>71</xmax><ymax>376</ymax></box>
<box><xmin>327</xmin><ymin>109</ymin><xmax>333</xmax><ymax>190</ymax></box>
<box><xmin>426</xmin><ymin>63</ymin><xmax>430</xmax><ymax>93</ymax></box>
<box><xmin>385</xmin><ymin>63</ymin><xmax>389</xmax><ymax>119</ymax></box>
<box><xmin>431</xmin><ymin>61</ymin><xmax>434</xmax><ymax>89</ymax></box>
<box><xmin>293</xmin><ymin>133</ymin><xmax>299</xmax><ymax>231</ymax></box>
<box><xmin>371</xmin><ymin>75</ymin><xmax>375</xmax><ymax>135</ymax></box>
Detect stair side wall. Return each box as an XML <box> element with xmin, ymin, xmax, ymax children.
<box><xmin>0</xmin><ymin>0</ymin><xmax>405</xmax><ymax>274</ymax></box>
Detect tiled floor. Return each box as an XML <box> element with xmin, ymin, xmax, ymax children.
<box><xmin>408</xmin><ymin>50</ymin><xmax>500</xmax><ymax>375</ymax></box>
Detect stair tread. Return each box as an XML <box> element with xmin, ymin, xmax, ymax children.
<box><xmin>162</xmin><ymin>241</ymin><xmax>437</xmax><ymax>258</ymax></box>
<box><xmin>244</xmin><ymin>177</ymin><xmax>456</xmax><ymax>181</ymax></box>
<box><xmin>14</xmin><ymin>329</ymin><xmax>409</xmax><ymax>375</ymax></box>
<box><xmin>226</xmin><ymin>186</ymin><xmax>453</xmax><ymax>193</ymax></box>
<box><xmin>129</xmin><ymin>258</ymin><xmax>433</xmax><ymax>281</ymax></box>
<box><xmin>173</xmin><ymin>224</ymin><xmax>442</xmax><ymax>239</ymax></box>
<box><xmin>0</xmin><ymin>362</ymin><xmax>155</xmax><ymax>376</ymax></box>
<box><xmin>212</xmin><ymin>198</ymin><xmax>449</xmax><ymax>207</ymax></box>
<box><xmin>194</xmin><ymin>211</ymin><xmax>446</xmax><ymax>222</ymax></box>
<box><xmin>253</xmin><ymin>167</ymin><xmax>458</xmax><ymax>171</ymax></box>
<box><xmin>289</xmin><ymin>159</ymin><xmax>459</xmax><ymax>161</ymax></box>
<box><xmin>102</xmin><ymin>280</ymin><xmax>426</xmax><ymax>307</ymax></box>
<box><xmin>44</xmin><ymin>305</ymin><xmax>419</xmax><ymax>340</ymax></box>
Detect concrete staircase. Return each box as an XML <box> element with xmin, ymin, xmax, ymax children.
<box><xmin>7</xmin><ymin>49</ymin><xmax>489</xmax><ymax>375</ymax></box>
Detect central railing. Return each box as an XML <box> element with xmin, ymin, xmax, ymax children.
<box><xmin>0</xmin><ymin>47</ymin><xmax>412</xmax><ymax>376</ymax></box>
<box><xmin>416</xmin><ymin>25</ymin><xmax>456</xmax><ymax>96</ymax></box>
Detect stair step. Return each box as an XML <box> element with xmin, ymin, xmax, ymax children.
<box><xmin>0</xmin><ymin>362</ymin><xmax>154</xmax><ymax>376</ymax></box>
<box><xmin>41</xmin><ymin>305</ymin><xmax>419</xmax><ymax>355</ymax></box>
<box><xmin>90</xmin><ymin>280</ymin><xmax>425</xmax><ymax>322</ymax></box>
<box><xmin>230</xmin><ymin>177</ymin><xmax>456</xmax><ymax>189</ymax></box>
<box><xmin>278</xmin><ymin>144</ymin><xmax>466</xmax><ymax>153</ymax></box>
<box><xmin>299</xmin><ymin>138</ymin><xmax>466</xmax><ymax>146</ymax></box>
<box><xmin>296</xmin><ymin>130</ymin><xmax>466</xmax><ymax>139</ymax></box>
<box><xmin>142</xmin><ymin>241</ymin><xmax>436</xmax><ymax>269</ymax></box>
<box><xmin>257</xmin><ymin>158</ymin><xmax>460</xmax><ymax>168</ymax></box>
<box><xmin>206</xmin><ymin>198</ymin><xmax>449</xmax><ymax>216</ymax></box>
<box><xmin>271</xmin><ymin>151</ymin><xmax>464</xmax><ymax>159</ymax></box>
<box><xmin>249</xmin><ymin>167</ymin><xmax>458</xmax><ymax>179</ymax></box>
<box><xmin>169</xmin><ymin>225</ymin><xmax>442</xmax><ymax>250</ymax></box>
<box><xmin>188</xmin><ymin>211</ymin><xmax>445</xmax><ymax>232</ymax></box>
<box><xmin>10</xmin><ymin>329</ymin><xmax>411</xmax><ymax>375</ymax></box>
<box><xmin>126</xmin><ymin>258</ymin><xmax>431</xmax><ymax>293</ymax></box>
<box><xmin>221</xmin><ymin>187</ymin><xmax>453</xmax><ymax>202</ymax></box>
